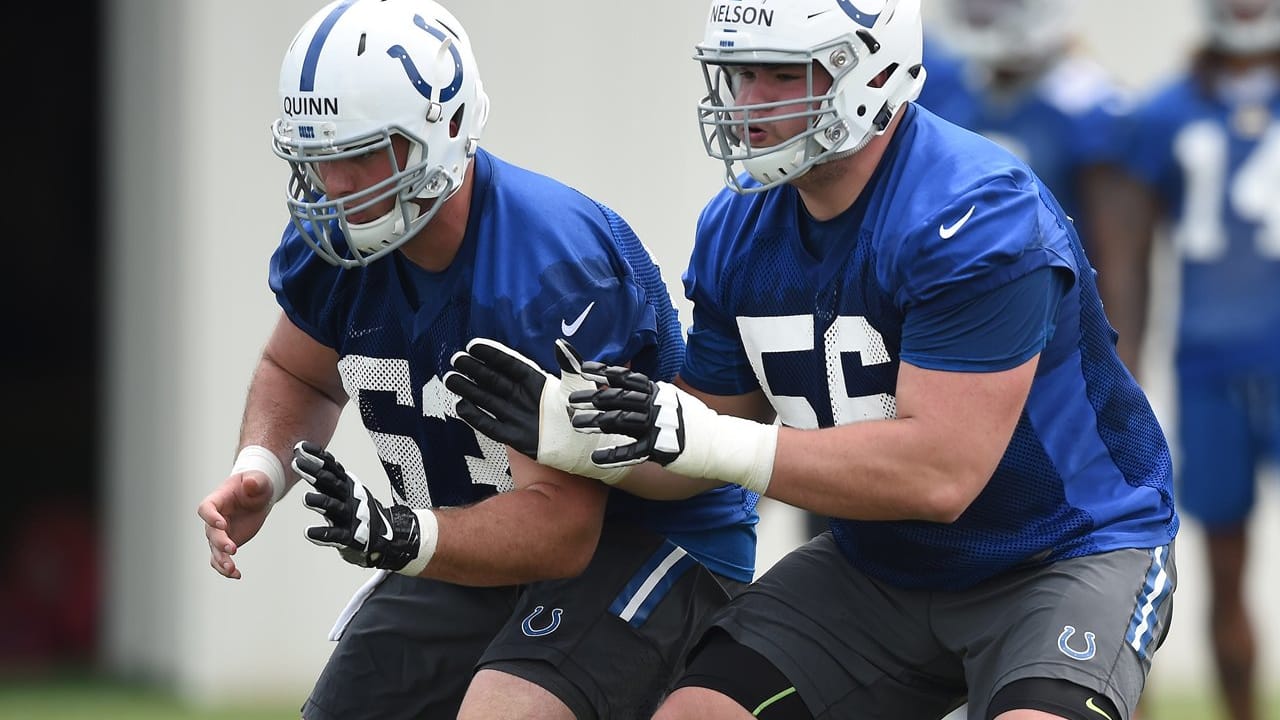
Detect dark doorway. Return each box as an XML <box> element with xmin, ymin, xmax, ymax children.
<box><xmin>0</xmin><ymin>2</ymin><xmax>102</xmax><ymax>673</ymax></box>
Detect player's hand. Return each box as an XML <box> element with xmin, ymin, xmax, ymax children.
<box><xmin>196</xmin><ymin>471</ymin><xmax>277</xmax><ymax>580</ymax></box>
<box><xmin>443</xmin><ymin>338</ymin><xmax>633</xmax><ymax>485</ymax></box>
<box><xmin>568</xmin><ymin>365</ymin><xmax>778</xmax><ymax>494</ymax></box>
<box><xmin>293</xmin><ymin>441</ymin><xmax>435</xmax><ymax>575</ymax></box>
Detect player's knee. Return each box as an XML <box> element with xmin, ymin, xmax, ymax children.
<box><xmin>654</xmin><ymin>686</ymin><xmax>750</xmax><ymax>720</ymax></box>
<box><xmin>987</xmin><ymin>677</ymin><xmax>1122</xmax><ymax>720</ymax></box>
<box><xmin>670</xmin><ymin>628</ymin><xmax>813</xmax><ymax>719</ymax></box>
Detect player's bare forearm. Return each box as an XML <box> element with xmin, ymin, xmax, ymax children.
<box><xmin>241</xmin><ymin>358</ymin><xmax>343</xmax><ymax>452</ymax></box>
<box><xmin>418</xmin><ymin>450</ymin><xmax>609</xmax><ymax>585</ymax></box>
<box><xmin>767</xmin><ymin>358</ymin><xmax>1036</xmax><ymax>523</ymax></box>
<box><xmin>239</xmin><ymin>314</ymin><xmax>348</xmax><ymax>487</ymax></box>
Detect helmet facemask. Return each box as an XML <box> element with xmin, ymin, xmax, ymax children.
<box><xmin>698</xmin><ymin>51</ymin><xmax>859</xmax><ymax>193</ymax></box>
<box><xmin>272</xmin><ymin>121</ymin><xmax>455</xmax><ymax>267</ymax></box>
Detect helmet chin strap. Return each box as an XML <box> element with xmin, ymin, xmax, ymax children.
<box><xmin>345</xmin><ymin>199</ymin><xmax>423</xmax><ymax>257</ymax></box>
<box><xmin>815</xmin><ymin>133</ymin><xmax>872</xmax><ymax>166</ymax></box>
<box><xmin>744</xmin><ymin>115</ymin><xmax>875</xmax><ymax>186</ymax></box>
<box><xmin>743</xmin><ymin>136</ymin><xmax>810</xmax><ymax>186</ymax></box>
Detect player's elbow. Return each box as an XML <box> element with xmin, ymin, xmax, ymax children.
<box><xmin>530</xmin><ymin>501</ymin><xmax>603</xmax><ymax>578</ymax></box>
<box><xmin>541</xmin><ymin>524</ymin><xmax>600</xmax><ymax>578</ymax></box>
<box><xmin>917</xmin><ymin>469</ymin><xmax>987</xmax><ymax>524</ymax></box>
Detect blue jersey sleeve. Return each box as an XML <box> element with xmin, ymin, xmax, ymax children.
<box><xmin>902</xmin><ymin>265</ymin><xmax>1071</xmax><ymax>371</ymax></box>
<box><xmin>269</xmin><ymin>221</ymin><xmax>356</xmax><ymax>349</ymax></box>
<box><xmin>462</xmin><ymin>152</ymin><xmax>682</xmax><ymax>379</ymax></box>
<box><xmin>679</xmin><ymin>193</ymin><xmax>770</xmax><ymax>396</ymax></box>
<box><xmin>886</xmin><ymin>172</ymin><xmax>1067</xmax><ymax>309</ymax></box>
<box><xmin>681</xmin><ymin>302</ymin><xmax>760</xmax><ymax>396</ymax></box>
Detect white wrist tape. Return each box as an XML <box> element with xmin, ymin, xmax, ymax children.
<box><xmin>663</xmin><ymin>389</ymin><xmax>777</xmax><ymax>495</ymax></box>
<box><xmin>702</xmin><ymin>415</ymin><xmax>777</xmax><ymax>495</ymax></box>
<box><xmin>399</xmin><ymin>508</ymin><xmax>439</xmax><ymax>576</ymax></box>
<box><xmin>232</xmin><ymin>445</ymin><xmax>287</xmax><ymax>504</ymax></box>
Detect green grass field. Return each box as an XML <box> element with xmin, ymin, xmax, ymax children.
<box><xmin>0</xmin><ymin>676</ymin><xmax>298</xmax><ymax>720</ymax></box>
<box><xmin>0</xmin><ymin>675</ymin><xmax>1275</xmax><ymax>719</ymax></box>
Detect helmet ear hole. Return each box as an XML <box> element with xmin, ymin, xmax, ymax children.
<box><xmin>868</xmin><ymin>62</ymin><xmax>899</xmax><ymax>89</ymax></box>
<box><xmin>449</xmin><ymin>105</ymin><xmax>465</xmax><ymax>138</ymax></box>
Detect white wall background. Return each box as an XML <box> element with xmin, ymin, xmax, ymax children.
<box><xmin>104</xmin><ymin>0</ymin><xmax>1279</xmax><ymax>708</ymax></box>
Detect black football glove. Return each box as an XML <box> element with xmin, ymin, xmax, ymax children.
<box><xmin>568</xmin><ymin>364</ymin><xmax>778</xmax><ymax>493</ymax></box>
<box><xmin>293</xmin><ymin>441</ymin><xmax>435</xmax><ymax>575</ymax></box>
<box><xmin>443</xmin><ymin>338</ymin><xmax>633</xmax><ymax>484</ymax></box>
<box><xmin>567</xmin><ymin>363</ymin><xmax>684</xmax><ymax>467</ymax></box>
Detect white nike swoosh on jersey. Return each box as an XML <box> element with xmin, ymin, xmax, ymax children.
<box><xmin>561</xmin><ymin>301</ymin><xmax>596</xmax><ymax>336</ymax></box>
<box><xmin>939</xmin><ymin>205</ymin><xmax>976</xmax><ymax>239</ymax></box>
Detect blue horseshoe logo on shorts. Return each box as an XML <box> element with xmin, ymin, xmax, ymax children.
<box><xmin>386</xmin><ymin>15</ymin><xmax>463</xmax><ymax>102</ymax></box>
<box><xmin>1058</xmin><ymin>625</ymin><xmax>1097</xmax><ymax>660</ymax></box>
<box><xmin>521</xmin><ymin>605</ymin><xmax>564</xmax><ymax>637</ymax></box>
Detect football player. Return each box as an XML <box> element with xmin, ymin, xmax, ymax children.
<box><xmin>195</xmin><ymin>1</ymin><xmax>758</xmax><ymax>718</ymax></box>
<box><xmin>446</xmin><ymin>0</ymin><xmax>1180</xmax><ymax>718</ymax></box>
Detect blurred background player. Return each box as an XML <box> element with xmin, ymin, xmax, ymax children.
<box><xmin>923</xmin><ymin>0</ymin><xmax>1133</xmax><ymax>257</ymax></box>
<box><xmin>1094</xmin><ymin>1</ymin><xmax>1280</xmax><ymax>718</ymax></box>
<box><xmin>195</xmin><ymin>1</ymin><xmax>759</xmax><ymax>718</ymax></box>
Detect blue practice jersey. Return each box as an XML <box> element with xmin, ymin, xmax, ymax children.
<box><xmin>918</xmin><ymin>52</ymin><xmax>1129</xmax><ymax>244</ymax></box>
<box><xmin>270</xmin><ymin>149</ymin><xmax>759</xmax><ymax>582</ymax></box>
<box><xmin>1122</xmin><ymin>72</ymin><xmax>1280</xmax><ymax>379</ymax></box>
<box><xmin>681</xmin><ymin>105</ymin><xmax>1176</xmax><ymax>591</ymax></box>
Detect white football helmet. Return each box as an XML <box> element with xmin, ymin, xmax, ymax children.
<box><xmin>696</xmin><ymin>0</ymin><xmax>926</xmax><ymax>193</ymax></box>
<box><xmin>271</xmin><ymin>0</ymin><xmax>490</xmax><ymax>268</ymax></box>
<box><xmin>1203</xmin><ymin>0</ymin><xmax>1280</xmax><ymax>53</ymax></box>
<box><xmin>929</xmin><ymin>0</ymin><xmax>1073</xmax><ymax>68</ymax></box>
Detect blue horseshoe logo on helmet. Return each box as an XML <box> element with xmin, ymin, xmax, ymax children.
<box><xmin>1058</xmin><ymin>625</ymin><xmax>1097</xmax><ymax>661</ymax></box>
<box><xmin>386</xmin><ymin>15</ymin><xmax>463</xmax><ymax>102</ymax></box>
<box><xmin>521</xmin><ymin>606</ymin><xmax>564</xmax><ymax>637</ymax></box>
<box><xmin>836</xmin><ymin>0</ymin><xmax>880</xmax><ymax>27</ymax></box>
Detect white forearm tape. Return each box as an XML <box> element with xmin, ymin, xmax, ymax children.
<box><xmin>399</xmin><ymin>508</ymin><xmax>439</xmax><ymax>577</ymax></box>
<box><xmin>232</xmin><ymin>445</ymin><xmax>287</xmax><ymax>504</ymax></box>
<box><xmin>710</xmin><ymin>416</ymin><xmax>777</xmax><ymax>495</ymax></box>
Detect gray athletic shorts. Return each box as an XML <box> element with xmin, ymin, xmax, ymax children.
<box><xmin>706</xmin><ymin>532</ymin><xmax>1176</xmax><ymax>720</ymax></box>
<box><xmin>301</xmin><ymin>520</ymin><xmax>733</xmax><ymax>720</ymax></box>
